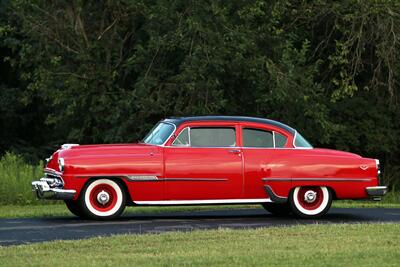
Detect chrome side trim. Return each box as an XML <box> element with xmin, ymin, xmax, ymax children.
<box><xmin>134</xmin><ymin>198</ymin><xmax>272</xmax><ymax>205</ymax></box>
<box><xmin>75</xmin><ymin>173</ymin><xmax>162</xmax><ymax>178</ymax></box>
<box><xmin>161</xmin><ymin>178</ymin><xmax>228</xmax><ymax>182</ymax></box>
<box><xmin>128</xmin><ymin>177</ymin><xmax>228</xmax><ymax>182</ymax></box>
<box><xmin>262</xmin><ymin>178</ymin><xmax>373</xmax><ymax>182</ymax></box>
<box><xmin>75</xmin><ymin>174</ymin><xmax>228</xmax><ymax>182</ymax></box>
<box><xmin>126</xmin><ymin>175</ymin><xmax>158</xmax><ymax>181</ymax></box>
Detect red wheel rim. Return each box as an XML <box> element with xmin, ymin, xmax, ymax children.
<box><xmin>89</xmin><ymin>184</ymin><xmax>118</xmax><ymax>212</ymax></box>
<box><xmin>297</xmin><ymin>187</ymin><xmax>324</xmax><ymax>210</ymax></box>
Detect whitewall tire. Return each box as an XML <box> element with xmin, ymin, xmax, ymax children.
<box><xmin>80</xmin><ymin>179</ymin><xmax>126</xmax><ymax>220</ymax></box>
<box><xmin>289</xmin><ymin>186</ymin><xmax>332</xmax><ymax>218</ymax></box>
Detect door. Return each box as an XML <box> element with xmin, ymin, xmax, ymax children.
<box><xmin>241</xmin><ymin>127</ymin><xmax>290</xmax><ymax>198</ymax></box>
<box><xmin>164</xmin><ymin>126</ymin><xmax>243</xmax><ymax>200</ymax></box>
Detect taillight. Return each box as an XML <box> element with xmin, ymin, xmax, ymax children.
<box><xmin>375</xmin><ymin>159</ymin><xmax>381</xmax><ymax>184</ymax></box>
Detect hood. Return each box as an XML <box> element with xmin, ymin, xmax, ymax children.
<box><xmin>58</xmin><ymin>143</ymin><xmax>156</xmax><ymax>158</ymax></box>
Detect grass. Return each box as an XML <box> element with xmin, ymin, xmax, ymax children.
<box><xmin>0</xmin><ymin>223</ymin><xmax>399</xmax><ymax>266</ymax></box>
<box><xmin>0</xmin><ymin>153</ymin><xmax>43</xmax><ymax>205</ymax></box>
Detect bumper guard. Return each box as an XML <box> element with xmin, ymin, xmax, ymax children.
<box><xmin>32</xmin><ymin>178</ymin><xmax>76</xmax><ymax>200</ymax></box>
<box><xmin>366</xmin><ymin>186</ymin><xmax>388</xmax><ymax>201</ymax></box>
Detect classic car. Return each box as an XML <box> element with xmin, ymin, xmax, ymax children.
<box><xmin>32</xmin><ymin>116</ymin><xmax>387</xmax><ymax>219</ymax></box>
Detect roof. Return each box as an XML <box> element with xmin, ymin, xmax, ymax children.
<box><xmin>163</xmin><ymin>116</ymin><xmax>295</xmax><ymax>134</ymax></box>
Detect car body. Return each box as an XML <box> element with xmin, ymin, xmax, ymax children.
<box><xmin>32</xmin><ymin>116</ymin><xmax>387</xmax><ymax>219</ymax></box>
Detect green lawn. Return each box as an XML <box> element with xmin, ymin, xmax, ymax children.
<box><xmin>0</xmin><ymin>223</ymin><xmax>399</xmax><ymax>266</ymax></box>
<box><xmin>0</xmin><ymin>200</ymin><xmax>399</xmax><ymax>219</ymax></box>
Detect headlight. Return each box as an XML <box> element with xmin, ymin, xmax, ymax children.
<box><xmin>58</xmin><ymin>158</ymin><xmax>65</xmax><ymax>172</ymax></box>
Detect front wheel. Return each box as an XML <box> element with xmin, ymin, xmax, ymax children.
<box><xmin>79</xmin><ymin>179</ymin><xmax>126</xmax><ymax>220</ymax></box>
<box><xmin>289</xmin><ymin>186</ymin><xmax>332</xmax><ymax>219</ymax></box>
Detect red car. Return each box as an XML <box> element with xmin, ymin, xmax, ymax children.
<box><xmin>32</xmin><ymin>116</ymin><xmax>387</xmax><ymax>219</ymax></box>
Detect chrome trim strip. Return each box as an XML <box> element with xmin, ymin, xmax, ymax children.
<box><xmin>44</xmin><ymin>167</ymin><xmax>63</xmax><ymax>176</ymax></box>
<box><xmin>75</xmin><ymin>174</ymin><xmax>228</xmax><ymax>182</ymax></box>
<box><xmin>128</xmin><ymin>177</ymin><xmax>228</xmax><ymax>182</ymax></box>
<box><xmin>272</xmin><ymin>131</ymin><xmax>276</xmax><ymax>148</ymax></box>
<box><xmin>75</xmin><ymin>174</ymin><xmax>163</xmax><ymax>178</ymax></box>
<box><xmin>161</xmin><ymin>178</ymin><xmax>228</xmax><ymax>182</ymax></box>
<box><xmin>126</xmin><ymin>175</ymin><xmax>158</xmax><ymax>181</ymax></box>
<box><xmin>134</xmin><ymin>198</ymin><xmax>272</xmax><ymax>205</ymax></box>
<box><xmin>292</xmin><ymin>130</ymin><xmax>297</xmax><ymax>148</ymax></box>
<box><xmin>262</xmin><ymin>178</ymin><xmax>373</xmax><ymax>182</ymax></box>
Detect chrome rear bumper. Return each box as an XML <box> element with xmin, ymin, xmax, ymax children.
<box><xmin>32</xmin><ymin>179</ymin><xmax>76</xmax><ymax>200</ymax></box>
<box><xmin>366</xmin><ymin>186</ymin><xmax>388</xmax><ymax>201</ymax></box>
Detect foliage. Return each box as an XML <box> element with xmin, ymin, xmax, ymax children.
<box><xmin>0</xmin><ymin>0</ymin><xmax>399</xmax><ymax>185</ymax></box>
<box><xmin>0</xmin><ymin>152</ymin><xmax>43</xmax><ymax>204</ymax></box>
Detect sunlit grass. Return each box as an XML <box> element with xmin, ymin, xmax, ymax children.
<box><xmin>0</xmin><ymin>224</ymin><xmax>399</xmax><ymax>266</ymax></box>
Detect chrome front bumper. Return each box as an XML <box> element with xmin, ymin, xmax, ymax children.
<box><xmin>366</xmin><ymin>186</ymin><xmax>388</xmax><ymax>201</ymax></box>
<box><xmin>32</xmin><ymin>178</ymin><xmax>76</xmax><ymax>200</ymax></box>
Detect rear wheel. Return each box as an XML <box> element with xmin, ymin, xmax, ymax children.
<box><xmin>261</xmin><ymin>203</ymin><xmax>291</xmax><ymax>216</ymax></box>
<box><xmin>64</xmin><ymin>200</ymin><xmax>83</xmax><ymax>217</ymax></box>
<box><xmin>79</xmin><ymin>179</ymin><xmax>126</xmax><ymax>220</ymax></box>
<box><xmin>289</xmin><ymin>186</ymin><xmax>332</xmax><ymax>219</ymax></box>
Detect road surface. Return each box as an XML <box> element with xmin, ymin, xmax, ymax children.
<box><xmin>1</xmin><ymin>208</ymin><xmax>399</xmax><ymax>246</ymax></box>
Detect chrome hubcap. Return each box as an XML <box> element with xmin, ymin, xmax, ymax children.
<box><xmin>97</xmin><ymin>190</ymin><xmax>110</xmax><ymax>205</ymax></box>
<box><xmin>304</xmin><ymin>190</ymin><xmax>317</xmax><ymax>203</ymax></box>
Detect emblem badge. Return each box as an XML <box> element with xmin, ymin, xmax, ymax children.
<box><xmin>360</xmin><ymin>165</ymin><xmax>368</xmax><ymax>170</ymax></box>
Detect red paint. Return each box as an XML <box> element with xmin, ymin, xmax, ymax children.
<box><xmin>45</xmin><ymin>118</ymin><xmax>380</xmax><ymax>204</ymax></box>
<box><xmin>89</xmin><ymin>184</ymin><xmax>117</xmax><ymax>212</ymax></box>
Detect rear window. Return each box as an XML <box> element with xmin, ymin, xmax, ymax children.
<box><xmin>190</xmin><ymin>127</ymin><xmax>236</xmax><ymax>147</ymax></box>
<box><xmin>243</xmin><ymin>128</ymin><xmax>288</xmax><ymax>148</ymax></box>
<box><xmin>294</xmin><ymin>132</ymin><xmax>313</xmax><ymax>148</ymax></box>
<box><xmin>243</xmin><ymin>128</ymin><xmax>273</xmax><ymax>147</ymax></box>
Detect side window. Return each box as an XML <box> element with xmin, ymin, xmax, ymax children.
<box><xmin>243</xmin><ymin>128</ymin><xmax>273</xmax><ymax>147</ymax></box>
<box><xmin>172</xmin><ymin>127</ymin><xmax>189</xmax><ymax>146</ymax></box>
<box><xmin>243</xmin><ymin>128</ymin><xmax>288</xmax><ymax>148</ymax></box>
<box><xmin>190</xmin><ymin>127</ymin><xmax>236</xmax><ymax>147</ymax></box>
<box><xmin>275</xmin><ymin>132</ymin><xmax>288</xmax><ymax>148</ymax></box>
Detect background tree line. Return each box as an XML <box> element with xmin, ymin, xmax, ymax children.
<box><xmin>0</xmin><ymin>0</ymin><xmax>399</xmax><ymax>186</ymax></box>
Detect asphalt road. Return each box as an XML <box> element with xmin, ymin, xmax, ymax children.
<box><xmin>1</xmin><ymin>208</ymin><xmax>399</xmax><ymax>246</ymax></box>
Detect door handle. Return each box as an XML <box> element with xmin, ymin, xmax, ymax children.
<box><xmin>228</xmin><ymin>149</ymin><xmax>241</xmax><ymax>154</ymax></box>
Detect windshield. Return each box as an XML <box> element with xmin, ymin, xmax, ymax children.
<box><xmin>142</xmin><ymin>122</ymin><xmax>175</xmax><ymax>145</ymax></box>
<box><xmin>294</xmin><ymin>131</ymin><xmax>313</xmax><ymax>148</ymax></box>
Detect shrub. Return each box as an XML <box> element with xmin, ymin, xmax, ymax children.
<box><xmin>0</xmin><ymin>152</ymin><xmax>44</xmax><ymax>205</ymax></box>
